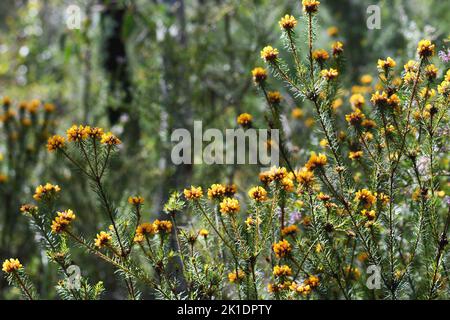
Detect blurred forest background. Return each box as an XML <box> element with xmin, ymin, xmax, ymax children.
<box><xmin>1</xmin><ymin>0</ymin><xmax>449</xmax><ymax>298</ymax></box>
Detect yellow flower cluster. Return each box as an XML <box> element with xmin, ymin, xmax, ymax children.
<box><xmin>350</xmin><ymin>93</ymin><xmax>365</xmax><ymax>109</ymax></box>
<box><xmin>332</xmin><ymin>41</ymin><xmax>344</xmax><ymax>56</ymax></box>
<box><xmin>302</xmin><ymin>0</ymin><xmax>320</xmax><ymax>14</ymax></box>
<box><xmin>305</xmin><ymin>152</ymin><xmax>327</xmax><ymax>171</ymax></box>
<box><xmin>377</xmin><ymin>57</ymin><xmax>396</xmax><ymax>71</ymax></box>
<box><xmin>134</xmin><ymin>222</ymin><xmax>156</xmax><ymax>242</ymax></box>
<box><xmin>237</xmin><ymin>113</ymin><xmax>252</xmax><ymax>126</ymax></box>
<box><xmin>128</xmin><ymin>196</ymin><xmax>144</xmax><ymax>206</ymax></box>
<box><xmin>273</xmin><ymin>265</ymin><xmax>292</xmax><ymax>277</ymax></box>
<box><xmin>417</xmin><ymin>39</ymin><xmax>435</xmax><ymax>58</ymax></box>
<box><xmin>133</xmin><ymin>220</ymin><xmax>173</xmax><ymax>243</ymax></box>
<box><xmin>251</xmin><ymin>67</ymin><xmax>267</xmax><ymax>84</ymax></box>
<box><xmin>198</xmin><ymin>229</ymin><xmax>209</xmax><ymax>237</ymax></box>
<box><xmin>354</xmin><ymin>189</ymin><xmax>377</xmax><ymax>209</ymax></box>
<box><xmin>67</xmin><ymin>125</ymin><xmax>89</xmax><ymax>142</ymax></box>
<box><xmin>279</xmin><ymin>14</ymin><xmax>297</xmax><ymax>30</ymax></box>
<box><xmin>219</xmin><ymin>197</ymin><xmax>240</xmax><ymax>215</ymax></box>
<box><xmin>94</xmin><ymin>231</ymin><xmax>112</xmax><ymax>248</ymax></box>
<box><xmin>260</xmin><ymin>46</ymin><xmax>279</xmax><ymax>62</ymax></box>
<box><xmin>47</xmin><ymin>135</ymin><xmax>65</xmax><ymax>152</ymax></box>
<box><xmin>361</xmin><ymin>209</ymin><xmax>376</xmax><ymax>221</ymax></box>
<box><xmin>295</xmin><ymin>167</ymin><xmax>315</xmax><ymax>187</ymax></box>
<box><xmin>267</xmin><ymin>91</ymin><xmax>282</xmax><ymax>104</ymax></box>
<box><xmin>101</xmin><ymin>132</ymin><xmax>122</xmax><ymax>146</ymax></box>
<box><xmin>281</xmin><ymin>224</ymin><xmax>299</xmax><ymax>237</ymax></box>
<box><xmin>345</xmin><ymin>109</ymin><xmax>366</xmax><ymax>127</ymax></box>
<box><xmin>248</xmin><ymin>186</ymin><xmax>268</xmax><ymax>202</ymax></box>
<box><xmin>183</xmin><ymin>186</ymin><xmax>203</xmax><ymax>200</ymax></box>
<box><xmin>228</xmin><ymin>270</ymin><xmax>245</xmax><ymax>283</ymax></box>
<box><xmin>208</xmin><ymin>183</ymin><xmax>227</xmax><ymax>199</ymax></box>
<box><xmin>51</xmin><ymin>209</ymin><xmax>76</xmax><ymax>233</ymax></box>
<box><xmin>33</xmin><ymin>183</ymin><xmax>61</xmax><ymax>201</ymax></box>
<box><xmin>321</xmin><ymin>68</ymin><xmax>338</xmax><ymax>81</ymax></box>
<box><xmin>2</xmin><ymin>258</ymin><xmax>23</xmax><ymax>273</ymax></box>
<box><xmin>312</xmin><ymin>49</ymin><xmax>329</xmax><ymax>62</ymax></box>
<box><xmin>272</xmin><ymin>239</ymin><xmax>292</xmax><ymax>258</ymax></box>
<box><xmin>349</xmin><ymin>150</ymin><xmax>363</xmax><ymax>160</ymax></box>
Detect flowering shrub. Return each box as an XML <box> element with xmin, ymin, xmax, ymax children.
<box><xmin>2</xmin><ymin>1</ymin><xmax>449</xmax><ymax>300</ymax></box>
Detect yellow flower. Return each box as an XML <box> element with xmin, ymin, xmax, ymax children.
<box><xmin>291</xmin><ymin>107</ymin><xmax>304</xmax><ymax>119</ymax></box>
<box><xmin>304</xmin><ymin>275</ymin><xmax>320</xmax><ymax>288</ymax></box>
<box><xmin>2</xmin><ymin>258</ymin><xmax>23</xmax><ymax>273</ymax></box>
<box><xmin>51</xmin><ymin>209</ymin><xmax>76</xmax><ymax>233</ymax></box>
<box><xmin>20</xmin><ymin>204</ymin><xmax>37</xmax><ymax>215</ymax></box>
<box><xmin>134</xmin><ymin>222</ymin><xmax>156</xmax><ymax>242</ymax></box>
<box><xmin>259</xmin><ymin>170</ymin><xmax>274</xmax><ymax>185</ymax></box>
<box><xmin>267</xmin><ymin>91</ymin><xmax>282</xmax><ymax>104</ymax></box>
<box><xmin>445</xmin><ymin>69</ymin><xmax>450</xmax><ymax>82</ymax></box>
<box><xmin>360</xmin><ymin>74</ymin><xmax>373</xmax><ymax>85</ymax></box>
<box><xmin>67</xmin><ymin>125</ymin><xmax>89</xmax><ymax>142</ymax></box>
<box><xmin>47</xmin><ymin>135</ymin><xmax>65</xmax><ymax>152</ymax></box>
<box><xmin>317</xmin><ymin>192</ymin><xmax>331</xmax><ymax>201</ymax></box>
<box><xmin>237</xmin><ymin>113</ymin><xmax>252</xmax><ymax>126</ymax></box>
<box><xmin>128</xmin><ymin>196</ymin><xmax>144</xmax><ymax>206</ymax></box>
<box><xmin>279</xmin><ymin>14</ymin><xmax>297</xmax><ymax>30</ymax></box>
<box><xmin>260</xmin><ymin>46</ymin><xmax>279</xmax><ymax>62</ymax></box>
<box><xmin>153</xmin><ymin>219</ymin><xmax>173</xmax><ymax>233</ymax></box>
<box><xmin>269</xmin><ymin>166</ymin><xmax>288</xmax><ymax>181</ymax></box>
<box><xmin>101</xmin><ymin>132</ymin><xmax>121</xmax><ymax>146</ymax></box>
<box><xmin>296</xmin><ymin>167</ymin><xmax>315</xmax><ymax>186</ymax></box>
<box><xmin>417</xmin><ymin>39</ymin><xmax>435</xmax><ymax>58</ymax></box>
<box><xmin>33</xmin><ymin>183</ymin><xmax>61</xmax><ymax>201</ymax></box>
<box><xmin>87</xmin><ymin>127</ymin><xmax>104</xmax><ymax>139</ymax></box>
<box><xmin>208</xmin><ymin>183</ymin><xmax>227</xmax><ymax>199</ymax></box>
<box><xmin>312</xmin><ymin>49</ymin><xmax>329</xmax><ymax>62</ymax></box>
<box><xmin>27</xmin><ymin>99</ymin><xmax>41</xmax><ymax>113</ymax></box>
<box><xmin>438</xmin><ymin>80</ymin><xmax>450</xmax><ymax>96</ymax></box>
<box><xmin>319</xmin><ymin>138</ymin><xmax>328</xmax><ymax>148</ymax></box>
<box><xmin>332</xmin><ymin>41</ymin><xmax>344</xmax><ymax>56</ymax></box>
<box><xmin>404</xmin><ymin>60</ymin><xmax>419</xmax><ymax>72</ymax></box>
<box><xmin>248</xmin><ymin>186</ymin><xmax>268</xmax><ymax>202</ymax></box>
<box><xmin>361</xmin><ymin>209</ymin><xmax>376</xmax><ymax>221</ymax></box>
<box><xmin>332</xmin><ymin>98</ymin><xmax>343</xmax><ymax>110</ymax></box>
<box><xmin>354</xmin><ymin>189</ymin><xmax>376</xmax><ymax>208</ymax></box>
<box><xmin>320</xmin><ymin>68</ymin><xmax>338</xmax><ymax>81</ymax></box>
<box><xmin>219</xmin><ymin>197</ymin><xmax>240</xmax><ymax>215</ymax></box>
<box><xmin>345</xmin><ymin>108</ymin><xmax>365</xmax><ymax>126</ymax></box>
<box><xmin>43</xmin><ymin>103</ymin><xmax>56</xmax><ymax>113</ymax></box>
<box><xmin>273</xmin><ymin>265</ymin><xmax>292</xmax><ymax>277</ymax></box>
<box><xmin>361</xmin><ymin>119</ymin><xmax>376</xmax><ymax>129</ymax></box>
<box><xmin>272</xmin><ymin>239</ymin><xmax>292</xmax><ymax>258</ymax></box>
<box><xmin>225</xmin><ymin>184</ymin><xmax>237</xmax><ymax>197</ymax></box>
<box><xmin>425</xmin><ymin>64</ymin><xmax>438</xmax><ymax>80</ymax></box>
<box><xmin>281</xmin><ymin>177</ymin><xmax>294</xmax><ymax>192</ymax></box>
<box><xmin>349</xmin><ymin>150</ymin><xmax>363</xmax><ymax>160</ymax></box>
<box><xmin>281</xmin><ymin>225</ymin><xmax>299</xmax><ymax>237</ymax></box>
<box><xmin>0</xmin><ymin>174</ymin><xmax>8</xmax><ymax>184</ymax></box>
<box><xmin>302</xmin><ymin>0</ymin><xmax>320</xmax><ymax>14</ymax></box>
<box><xmin>198</xmin><ymin>229</ymin><xmax>209</xmax><ymax>237</ymax></box>
<box><xmin>305</xmin><ymin>152</ymin><xmax>327</xmax><ymax>171</ymax></box>
<box><xmin>377</xmin><ymin>57</ymin><xmax>396</xmax><ymax>70</ymax></box>
<box><xmin>183</xmin><ymin>186</ymin><xmax>203</xmax><ymax>200</ymax></box>
<box><xmin>370</xmin><ymin>91</ymin><xmax>388</xmax><ymax>106</ymax></box>
<box><xmin>2</xmin><ymin>96</ymin><xmax>11</xmax><ymax>106</ymax></box>
<box><xmin>228</xmin><ymin>270</ymin><xmax>245</xmax><ymax>283</ymax></box>
<box><xmin>94</xmin><ymin>231</ymin><xmax>112</xmax><ymax>248</ymax></box>
<box><xmin>327</xmin><ymin>26</ymin><xmax>338</xmax><ymax>37</ymax></box>
<box><xmin>305</xmin><ymin>117</ymin><xmax>315</xmax><ymax>128</ymax></box>
<box><xmin>350</xmin><ymin>93</ymin><xmax>365</xmax><ymax>109</ymax></box>
<box><xmin>251</xmin><ymin>67</ymin><xmax>267</xmax><ymax>84</ymax></box>
<box><xmin>387</xmin><ymin>93</ymin><xmax>401</xmax><ymax>109</ymax></box>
